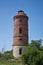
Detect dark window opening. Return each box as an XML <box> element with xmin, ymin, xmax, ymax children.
<box><xmin>19</xmin><ymin>38</ymin><xmax>22</xmax><ymax>40</ymax></box>
<box><xmin>20</xmin><ymin>19</ymin><xmax>22</xmax><ymax>22</ymax></box>
<box><xmin>19</xmin><ymin>48</ymin><xmax>22</xmax><ymax>55</ymax></box>
<box><xmin>19</xmin><ymin>27</ymin><xmax>22</xmax><ymax>34</ymax></box>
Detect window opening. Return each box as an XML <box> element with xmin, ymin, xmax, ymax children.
<box><xmin>20</xmin><ymin>19</ymin><xmax>22</xmax><ymax>23</ymax></box>
<box><xmin>19</xmin><ymin>48</ymin><xmax>22</xmax><ymax>55</ymax></box>
<box><xmin>19</xmin><ymin>27</ymin><xmax>22</xmax><ymax>34</ymax></box>
<box><xmin>19</xmin><ymin>38</ymin><xmax>22</xmax><ymax>40</ymax></box>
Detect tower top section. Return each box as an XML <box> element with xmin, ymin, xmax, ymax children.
<box><xmin>18</xmin><ymin>10</ymin><xmax>24</xmax><ymax>13</ymax></box>
<box><xmin>14</xmin><ymin>10</ymin><xmax>28</xmax><ymax>20</ymax></box>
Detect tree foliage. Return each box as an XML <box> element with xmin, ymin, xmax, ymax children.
<box><xmin>21</xmin><ymin>40</ymin><xmax>43</xmax><ymax>65</ymax></box>
<box><xmin>0</xmin><ymin>50</ymin><xmax>14</xmax><ymax>60</ymax></box>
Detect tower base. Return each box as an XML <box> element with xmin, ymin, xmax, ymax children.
<box><xmin>13</xmin><ymin>46</ymin><xmax>26</xmax><ymax>59</ymax></box>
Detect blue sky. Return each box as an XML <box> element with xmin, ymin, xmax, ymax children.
<box><xmin>0</xmin><ymin>0</ymin><xmax>43</xmax><ymax>51</ymax></box>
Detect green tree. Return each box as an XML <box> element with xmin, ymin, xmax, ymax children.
<box><xmin>1</xmin><ymin>50</ymin><xmax>14</xmax><ymax>60</ymax></box>
<box><xmin>30</xmin><ymin>39</ymin><xmax>42</xmax><ymax>49</ymax></box>
<box><xmin>21</xmin><ymin>40</ymin><xmax>43</xmax><ymax>65</ymax></box>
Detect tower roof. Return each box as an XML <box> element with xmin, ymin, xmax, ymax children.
<box><xmin>14</xmin><ymin>10</ymin><xmax>28</xmax><ymax>20</ymax></box>
<box><xmin>18</xmin><ymin>10</ymin><xmax>24</xmax><ymax>13</ymax></box>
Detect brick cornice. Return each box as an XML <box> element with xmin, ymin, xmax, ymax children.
<box><xmin>14</xmin><ymin>15</ymin><xmax>28</xmax><ymax>20</ymax></box>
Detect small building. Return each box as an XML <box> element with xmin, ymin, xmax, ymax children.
<box><xmin>13</xmin><ymin>10</ymin><xmax>28</xmax><ymax>59</ymax></box>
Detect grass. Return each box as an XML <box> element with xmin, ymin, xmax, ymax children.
<box><xmin>0</xmin><ymin>59</ymin><xmax>23</xmax><ymax>65</ymax></box>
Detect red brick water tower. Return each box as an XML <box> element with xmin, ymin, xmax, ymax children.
<box><xmin>13</xmin><ymin>10</ymin><xmax>28</xmax><ymax>58</ymax></box>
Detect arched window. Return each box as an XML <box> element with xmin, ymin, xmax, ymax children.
<box><xmin>19</xmin><ymin>27</ymin><xmax>22</xmax><ymax>34</ymax></box>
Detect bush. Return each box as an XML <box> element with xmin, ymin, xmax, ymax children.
<box><xmin>21</xmin><ymin>40</ymin><xmax>43</xmax><ymax>65</ymax></box>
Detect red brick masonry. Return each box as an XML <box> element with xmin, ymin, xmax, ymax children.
<box><xmin>13</xmin><ymin>10</ymin><xmax>28</xmax><ymax>46</ymax></box>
